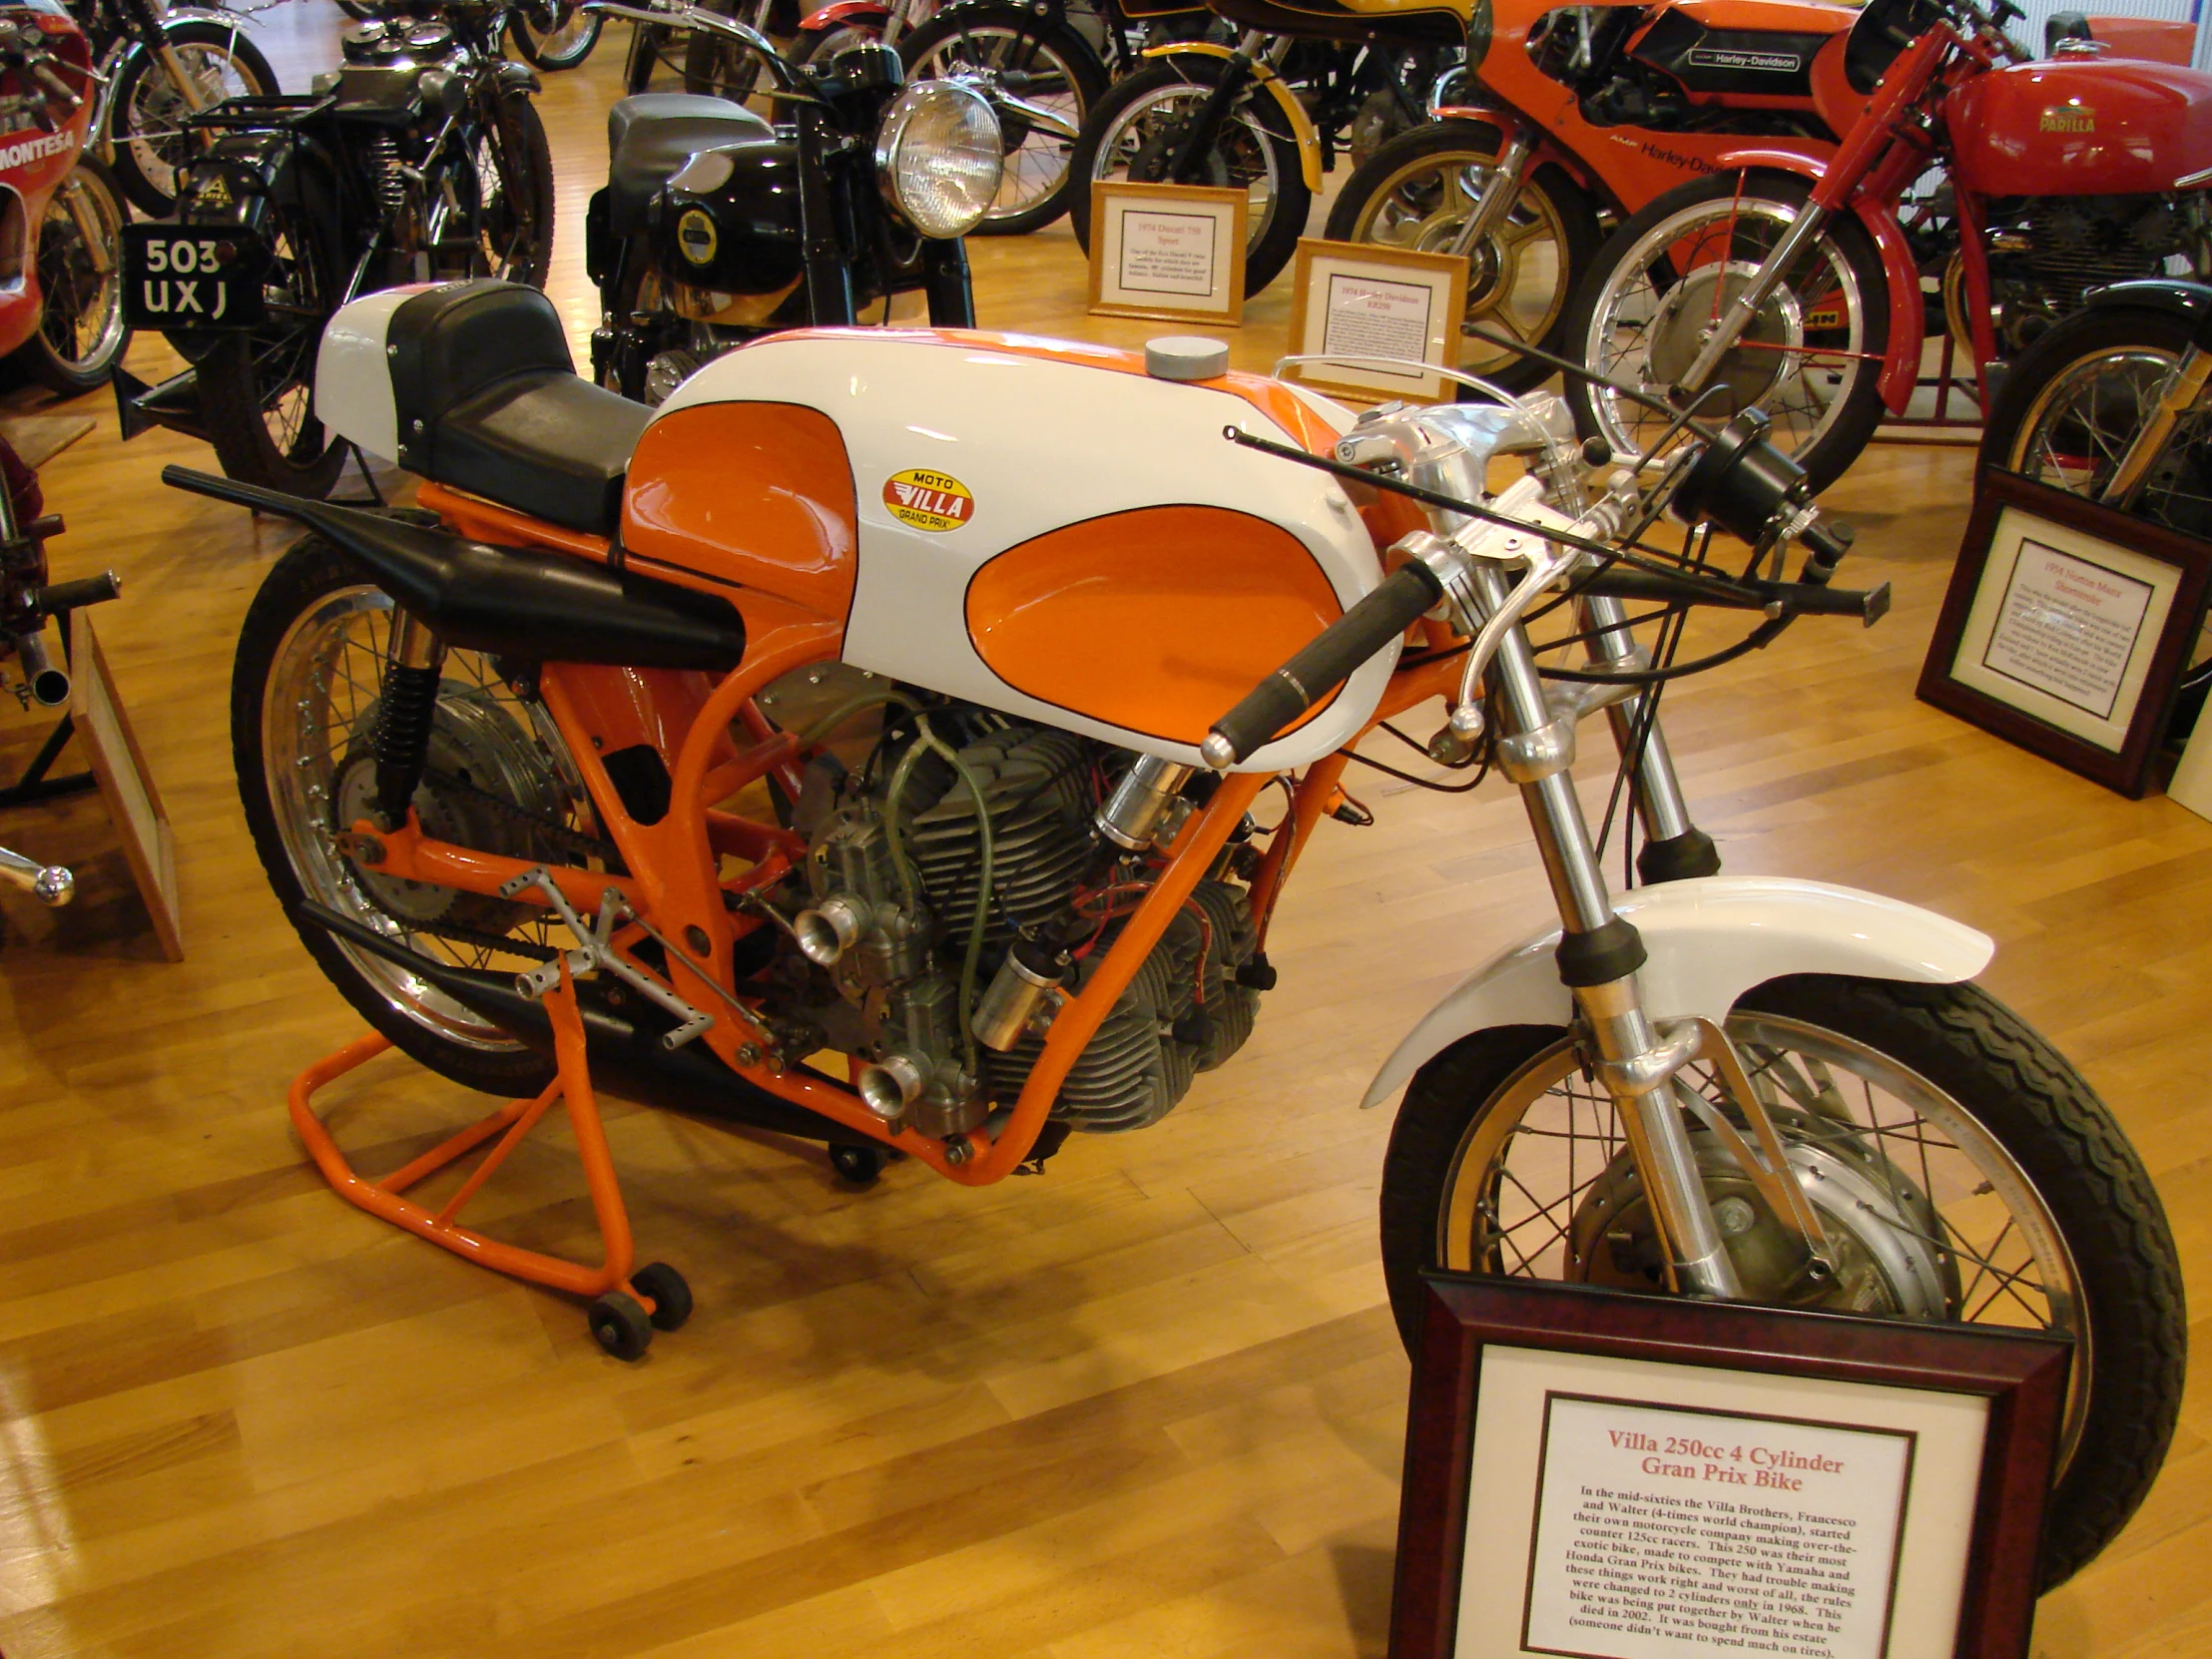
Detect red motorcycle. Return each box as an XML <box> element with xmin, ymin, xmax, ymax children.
<box><xmin>1563</xmin><ymin>0</ymin><xmax>2212</xmax><ymax>488</ymax></box>
<box><xmin>0</xmin><ymin>0</ymin><xmax>130</xmax><ymax>395</ymax></box>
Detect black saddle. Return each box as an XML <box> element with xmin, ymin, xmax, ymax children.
<box><xmin>385</xmin><ymin>279</ymin><xmax>652</xmax><ymax>535</ymax></box>
<box><xmin>606</xmin><ymin>93</ymin><xmax>773</xmax><ymax>236</ymax></box>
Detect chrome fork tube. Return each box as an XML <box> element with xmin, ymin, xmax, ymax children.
<box><xmin>2102</xmin><ymin>343</ymin><xmax>2212</xmax><ymax>511</ymax></box>
<box><xmin>1445</xmin><ymin>127</ymin><xmax>1536</xmax><ymax>262</ymax></box>
<box><xmin>1576</xmin><ymin>591</ymin><xmax>1699</xmax><ymax>851</ymax></box>
<box><xmin>1673</xmin><ymin>199</ymin><xmax>1834</xmax><ymax>402</ymax></box>
<box><xmin>1473</xmin><ymin>564</ymin><xmax>1743</xmax><ymax>1299</ymax></box>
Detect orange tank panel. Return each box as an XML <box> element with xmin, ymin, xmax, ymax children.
<box><xmin>620</xmin><ymin>401</ymin><xmax>859</xmax><ymax>624</ymax></box>
<box><xmin>965</xmin><ymin>506</ymin><xmax>1346</xmax><ymax>746</ymax></box>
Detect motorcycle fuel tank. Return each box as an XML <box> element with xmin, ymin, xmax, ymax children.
<box><xmin>621</xmin><ymin>330</ymin><xmax>1389</xmax><ymax>772</ymax></box>
<box><xmin>1947</xmin><ymin>58</ymin><xmax>2212</xmax><ymax>198</ymax></box>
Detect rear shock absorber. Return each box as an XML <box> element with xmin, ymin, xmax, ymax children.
<box><xmin>366</xmin><ymin>131</ymin><xmax>406</xmax><ymax>220</ymax></box>
<box><xmin>372</xmin><ymin>610</ymin><xmax>445</xmax><ymax>830</ymax></box>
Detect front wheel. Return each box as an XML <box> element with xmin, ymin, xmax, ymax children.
<box><xmin>1378</xmin><ymin>973</ymin><xmax>2184</xmax><ymax>1590</ymax></box>
<box><xmin>1324</xmin><ymin>120</ymin><xmax>1598</xmax><ymax>396</ymax></box>
<box><xmin>1562</xmin><ymin>172</ymin><xmax>1890</xmax><ymax>491</ymax></box>
<box><xmin>898</xmin><ymin>5</ymin><xmax>1106</xmax><ymax>237</ymax></box>
<box><xmin>433</xmin><ymin>87</ymin><xmax>557</xmax><ymax>287</ymax></box>
<box><xmin>107</xmin><ymin>20</ymin><xmax>278</xmax><ymax>216</ymax></box>
<box><xmin>1069</xmin><ymin>58</ymin><xmax>1310</xmax><ymax>292</ymax></box>
<box><xmin>10</xmin><ymin>159</ymin><xmax>130</xmax><ymax>397</ymax></box>
<box><xmin>509</xmin><ymin>0</ymin><xmax>607</xmax><ymax>71</ymax></box>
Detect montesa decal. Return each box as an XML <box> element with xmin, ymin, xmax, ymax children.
<box><xmin>882</xmin><ymin>469</ymin><xmax>972</xmax><ymax>532</ymax></box>
<box><xmin>676</xmin><ymin>208</ymin><xmax>717</xmax><ymax>267</ymax></box>
<box><xmin>0</xmin><ymin>127</ymin><xmax>77</xmax><ymax>172</ymax></box>
<box><xmin>2040</xmin><ymin>105</ymin><xmax>2095</xmax><ymax>133</ymax></box>
<box><xmin>1687</xmin><ymin>47</ymin><xmax>1801</xmax><ymax>73</ymax></box>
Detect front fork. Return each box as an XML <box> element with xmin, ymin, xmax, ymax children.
<box><xmin>1471</xmin><ymin>562</ymin><xmax>1745</xmax><ymax>1297</ymax></box>
<box><xmin>2102</xmin><ymin>341</ymin><xmax>2212</xmax><ymax>509</ymax></box>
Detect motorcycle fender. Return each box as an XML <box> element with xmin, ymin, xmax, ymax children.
<box><xmin>1356</xmin><ymin>876</ymin><xmax>1993</xmax><ymax>1110</ymax></box>
<box><xmin>1710</xmin><ymin>153</ymin><xmax>1923</xmax><ymax>414</ymax></box>
<box><xmin>496</xmin><ymin>61</ymin><xmax>542</xmax><ymax>94</ymax></box>
<box><xmin>1138</xmin><ymin>42</ymin><xmax>1323</xmax><ymax>192</ymax></box>
<box><xmin>2077</xmin><ymin>276</ymin><xmax>2212</xmax><ymax>352</ymax></box>
<box><xmin>158</xmin><ymin>6</ymin><xmax>256</xmax><ymax>28</ymax></box>
<box><xmin>800</xmin><ymin>0</ymin><xmax>891</xmax><ymax>27</ymax></box>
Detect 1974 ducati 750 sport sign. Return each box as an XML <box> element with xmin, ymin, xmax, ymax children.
<box><xmin>167</xmin><ymin>281</ymin><xmax>2181</xmax><ymax>1590</ymax></box>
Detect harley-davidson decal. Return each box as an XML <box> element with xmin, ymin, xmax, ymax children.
<box><xmin>2041</xmin><ymin>105</ymin><xmax>2094</xmax><ymax>133</ymax></box>
<box><xmin>1687</xmin><ymin>47</ymin><xmax>1801</xmax><ymax>73</ymax></box>
<box><xmin>883</xmin><ymin>469</ymin><xmax>973</xmax><ymax>532</ymax></box>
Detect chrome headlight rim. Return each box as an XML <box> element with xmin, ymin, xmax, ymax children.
<box><xmin>873</xmin><ymin>78</ymin><xmax>1003</xmax><ymax>240</ymax></box>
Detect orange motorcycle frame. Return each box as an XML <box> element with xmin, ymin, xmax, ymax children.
<box><xmin>353</xmin><ymin>483</ymin><xmax>1464</xmax><ymax>1191</ymax></box>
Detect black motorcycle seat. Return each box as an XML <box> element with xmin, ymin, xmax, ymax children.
<box><xmin>385</xmin><ymin>279</ymin><xmax>651</xmax><ymax>535</ymax></box>
<box><xmin>606</xmin><ymin>93</ymin><xmax>774</xmax><ymax>236</ymax></box>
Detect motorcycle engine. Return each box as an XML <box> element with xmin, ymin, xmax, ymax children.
<box><xmin>1982</xmin><ymin>194</ymin><xmax>2206</xmax><ymax>346</ymax></box>
<box><xmin>774</xmin><ymin>707</ymin><xmax>1264</xmax><ymax>1145</ymax></box>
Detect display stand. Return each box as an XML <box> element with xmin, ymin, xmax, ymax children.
<box><xmin>1874</xmin><ymin>331</ymin><xmax>1982</xmax><ymax>440</ymax></box>
<box><xmin>289</xmin><ymin>958</ymin><xmax>691</xmax><ymax>1360</ymax></box>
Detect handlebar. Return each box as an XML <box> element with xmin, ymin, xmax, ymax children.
<box><xmin>1202</xmin><ymin>562</ymin><xmax>1443</xmax><ymax>769</ymax></box>
<box><xmin>582</xmin><ymin>1</ymin><xmax>811</xmax><ymax>94</ymax></box>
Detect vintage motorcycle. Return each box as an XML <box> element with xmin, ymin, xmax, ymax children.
<box><xmin>339</xmin><ymin>0</ymin><xmax>610</xmax><ymax>71</ymax></box>
<box><xmin>168</xmin><ymin>276</ymin><xmax>2178</xmax><ymax>1585</ymax></box>
<box><xmin>581</xmin><ymin>4</ymin><xmax>998</xmax><ymax>403</ymax></box>
<box><xmin>1563</xmin><ymin>0</ymin><xmax>2212</xmax><ymax>490</ymax></box>
<box><xmin>1977</xmin><ymin>275</ymin><xmax>2212</xmax><ymax>735</ymax></box>
<box><xmin>0</xmin><ymin>1</ymin><xmax>131</xmax><ymax>395</ymax></box>
<box><xmin>75</xmin><ymin>0</ymin><xmax>276</xmax><ymax>214</ymax></box>
<box><xmin>1069</xmin><ymin>6</ymin><xmax>1473</xmax><ymax>291</ymax></box>
<box><xmin>113</xmin><ymin>6</ymin><xmax>555</xmax><ymax>497</ymax></box>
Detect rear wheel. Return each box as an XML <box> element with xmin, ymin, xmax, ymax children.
<box><xmin>1563</xmin><ymin>172</ymin><xmax>1890</xmax><ymax>491</ymax></box>
<box><xmin>1378</xmin><ymin>973</ymin><xmax>2184</xmax><ymax>1589</ymax></box>
<box><xmin>10</xmin><ymin>160</ymin><xmax>130</xmax><ymax>397</ymax></box>
<box><xmin>232</xmin><ymin>536</ymin><xmax>604</xmax><ymax>1096</ymax></box>
<box><xmin>108</xmin><ymin>20</ymin><xmax>277</xmax><ymax>216</ymax></box>
<box><xmin>1071</xmin><ymin>58</ymin><xmax>1310</xmax><ymax>293</ymax></box>
<box><xmin>1324</xmin><ymin>121</ymin><xmax>1597</xmax><ymax>395</ymax></box>
<box><xmin>898</xmin><ymin>5</ymin><xmax>1105</xmax><ymax>237</ymax></box>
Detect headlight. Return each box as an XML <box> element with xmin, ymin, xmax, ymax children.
<box><xmin>874</xmin><ymin>80</ymin><xmax>1002</xmax><ymax>239</ymax></box>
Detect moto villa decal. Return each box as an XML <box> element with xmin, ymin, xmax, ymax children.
<box><xmin>883</xmin><ymin>469</ymin><xmax>973</xmax><ymax>532</ymax></box>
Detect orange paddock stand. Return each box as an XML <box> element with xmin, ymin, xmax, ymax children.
<box><xmin>287</xmin><ymin>961</ymin><xmax>691</xmax><ymax>1361</ymax></box>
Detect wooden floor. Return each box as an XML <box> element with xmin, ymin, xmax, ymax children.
<box><xmin>0</xmin><ymin>9</ymin><xmax>2206</xmax><ymax>1655</ymax></box>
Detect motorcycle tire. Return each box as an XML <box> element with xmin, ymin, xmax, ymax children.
<box><xmin>1324</xmin><ymin>120</ymin><xmax>1598</xmax><ymax>397</ymax></box>
<box><xmin>1069</xmin><ymin>57</ymin><xmax>1310</xmax><ymax>293</ymax></box>
<box><xmin>1377</xmin><ymin>972</ymin><xmax>2184</xmax><ymax>1591</ymax></box>
<box><xmin>626</xmin><ymin>20</ymin><xmax>688</xmax><ymax>92</ymax></box>
<box><xmin>195</xmin><ymin>186</ymin><xmax>350</xmax><ymax>499</ymax></box>
<box><xmin>8</xmin><ymin>158</ymin><xmax>131</xmax><ymax>398</ymax></box>
<box><xmin>898</xmin><ymin>4</ymin><xmax>1107</xmax><ymax>238</ymax></box>
<box><xmin>1561</xmin><ymin>171</ymin><xmax>1890</xmax><ymax>493</ymax></box>
<box><xmin>107</xmin><ymin>19</ymin><xmax>278</xmax><ymax>217</ymax></box>
<box><xmin>233</xmin><ymin>535</ymin><xmax>569</xmax><ymax>1099</ymax></box>
<box><xmin>683</xmin><ymin>0</ymin><xmax>782</xmax><ymax>98</ymax></box>
<box><xmin>509</xmin><ymin>1</ymin><xmax>607</xmax><ymax>71</ymax></box>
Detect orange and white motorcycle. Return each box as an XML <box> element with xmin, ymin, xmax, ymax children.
<box><xmin>176</xmin><ymin>278</ymin><xmax>2177</xmax><ymax>1586</ymax></box>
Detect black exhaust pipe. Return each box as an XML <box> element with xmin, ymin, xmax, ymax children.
<box><xmin>298</xmin><ymin>901</ymin><xmax>879</xmax><ymax>1149</ymax></box>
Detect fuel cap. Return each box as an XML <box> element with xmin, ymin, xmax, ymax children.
<box><xmin>1145</xmin><ymin>336</ymin><xmax>1230</xmax><ymax>381</ymax></box>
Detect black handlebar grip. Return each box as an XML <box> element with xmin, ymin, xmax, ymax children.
<box><xmin>1799</xmin><ymin>517</ymin><xmax>1854</xmax><ymax>586</ymax></box>
<box><xmin>34</xmin><ymin>572</ymin><xmax>122</xmax><ymax>616</ymax></box>
<box><xmin>1204</xmin><ymin>561</ymin><xmax>1443</xmax><ymax>768</ymax></box>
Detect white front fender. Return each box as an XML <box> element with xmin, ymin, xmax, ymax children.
<box><xmin>1358</xmin><ymin>876</ymin><xmax>1994</xmax><ymax>1110</ymax></box>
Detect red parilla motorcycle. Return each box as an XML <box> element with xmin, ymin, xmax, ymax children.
<box><xmin>1563</xmin><ymin>0</ymin><xmax>2212</xmax><ymax>489</ymax></box>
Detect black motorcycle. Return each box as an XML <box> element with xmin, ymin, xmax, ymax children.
<box><xmin>113</xmin><ymin>6</ymin><xmax>555</xmax><ymax>498</ymax></box>
<box><xmin>583</xmin><ymin>2</ymin><xmax>997</xmax><ymax>404</ymax></box>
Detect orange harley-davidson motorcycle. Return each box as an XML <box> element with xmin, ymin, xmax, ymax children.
<box><xmin>172</xmin><ymin>279</ymin><xmax>2179</xmax><ymax>1587</ymax></box>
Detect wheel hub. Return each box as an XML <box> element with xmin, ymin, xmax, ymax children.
<box><xmin>1645</xmin><ymin>263</ymin><xmax>1793</xmax><ymax>414</ymax></box>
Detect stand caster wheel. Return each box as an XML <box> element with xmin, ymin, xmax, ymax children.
<box><xmin>631</xmin><ymin>1261</ymin><xmax>692</xmax><ymax>1332</ymax></box>
<box><xmin>830</xmin><ymin>1143</ymin><xmax>894</xmax><ymax>1186</ymax></box>
<box><xmin>588</xmin><ymin>1290</ymin><xmax>653</xmax><ymax>1361</ymax></box>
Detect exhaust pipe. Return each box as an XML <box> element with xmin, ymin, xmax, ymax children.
<box><xmin>9</xmin><ymin>630</ymin><xmax>68</xmax><ymax>707</ymax></box>
<box><xmin>296</xmin><ymin>901</ymin><xmax>880</xmax><ymax>1149</ymax></box>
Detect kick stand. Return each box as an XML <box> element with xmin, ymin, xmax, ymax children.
<box><xmin>287</xmin><ymin>959</ymin><xmax>692</xmax><ymax>1360</ymax></box>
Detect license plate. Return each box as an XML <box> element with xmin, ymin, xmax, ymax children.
<box><xmin>122</xmin><ymin>224</ymin><xmax>268</xmax><ymax>329</ymax></box>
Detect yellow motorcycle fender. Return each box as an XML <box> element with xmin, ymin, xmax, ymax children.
<box><xmin>1137</xmin><ymin>42</ymin><xmax>1323</xmax><ymax>193</ymax></box>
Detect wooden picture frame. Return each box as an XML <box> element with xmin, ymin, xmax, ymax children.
<box><xmin>1282</xmin><ymin>239</ymin><xmax>1469</xmax><ymax>402</ymax></box>
<box><xmin>1390</xmin><ymin>1275</ymin><xmax>2069</xmax><ymax>1659</ymax></box>
<box><xmin>70</xmin><ymin>611</ymin><xmax>183</xmax><ymax>960</ymax></box>
<box><xmin>1086</xmin><ymin>181</ymin><xmax>1247</xmax><ymax>325</ymax></box>
<box><xmin>1917</xmin><ymin>467</ymin><xmax>2212</xmax><ymax>797</ymax></box>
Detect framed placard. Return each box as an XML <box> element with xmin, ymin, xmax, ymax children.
<box><xmin>1283</xmin><ymin>239</ymin><xmax>1469</xmax><ymax>402</ymax></box>
<box><xmin>1087</xmin><ymin>181</ymin><xmax>1246</xmax><ymax>325</ymax></box>
<box><xmin>1917</xmin><ymin>467</ymin><xmax>2212</xmax><ymax>797</ymax></box>
<box><xmin>1390</xmin><ymin>1275</ymin><xmax>2070</xmax><ymax>1659</ymax></box>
